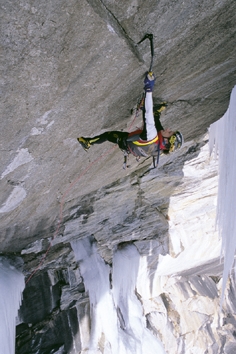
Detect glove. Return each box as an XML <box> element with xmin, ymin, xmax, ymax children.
<box><xmin>144</xmin><ymin>72</ymin><xmax>155</xmax><ymax>92</ymax></box>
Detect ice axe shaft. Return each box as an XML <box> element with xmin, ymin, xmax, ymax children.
<box><xmin>137</xmin><ymin>33</ymin><xmax>154</xmax><ymax>72</ymax></box>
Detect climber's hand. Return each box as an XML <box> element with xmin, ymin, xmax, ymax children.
<box><xmin>144</xmin><ymin>72</ymin><xmax>155</xmax><ymax>92</ymax></box>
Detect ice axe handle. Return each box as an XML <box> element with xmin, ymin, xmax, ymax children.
<box><xmin>137</xmin><ymin>33</ymin><xmax>154</xmax><ymax>72</ymax></box>
<box><xmin>148</xmin><ymin>34</ymin><xmax>154</xmax><ymax>57</ymax></box>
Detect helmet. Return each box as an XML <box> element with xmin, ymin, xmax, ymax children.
<box><xmin>168</xmin><ymin>131</ymin><xmax>183</xmax><ymax>152</ymax></box>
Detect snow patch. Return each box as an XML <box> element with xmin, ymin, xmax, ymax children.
<box><xmin>1</xmin><ymin>148</ymin><xmax>33</xmax><ymax>179</ymax></box>
<box><xmin>30</xmin><ymin>127</ymin><xmax>44</xmax><ymax>135</ymax></box>
<box><xmin>21</xmin><ymin>239</ymin><xmax>43</xmax><ymax>255</ymax></box>
<box><xmin>0</xmin><ymin>186</ymin><xmax>27</xmax><ymax>213</ymax></box>
<box><xmin>37</xmin><ymin>110</ymin><xmax>52</xmax><ymax>125</ymax></box>
<box><xmin>30</xmin><ymin>120</ymin><xmax>54</xmax><ymax>135</ymax></box>
<box><xmin>31</xmin><ymin>110</ymin><xmax>54</xmax><ymax>135</ymax></box>
<box><xmin>107</xmin><ymin>24</ymin><xmax>116</xmax><ymax>34</ymax></box>
<box><xmin>46</xmin><ymin>120</ymin><xmax>54</xmax><ymax>129</ymax></box>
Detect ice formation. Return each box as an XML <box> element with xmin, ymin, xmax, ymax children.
<box><xmin>71</xmin><ymin>239</ymin><xmax>165</xmax><ymax>353</ymax></box>
<box><xmin>0</xmin><ymin>258</ymin><xmax>25</xmax><ymax>354</ymax></box>
<box><xmin>71</xmin><ymin>237</ymin><xmax>119</xmax><ymax>353</ymax></box>
<box><xmin>209</xmin><ymin>85</ymin><xmax>236</xmax><ymax>305</ymax></box>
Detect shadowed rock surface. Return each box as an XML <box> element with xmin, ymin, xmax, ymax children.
<box><xmin>1</xmin><ymin>0</ymin><xmax>236</xmax><ymax>353</ymax></box>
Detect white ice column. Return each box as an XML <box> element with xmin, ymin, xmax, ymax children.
<box><xmin>0</xmin><ymin>258</ymin><xmax>25</xmax><ymax>354</ymax></box>
<box><xmin>209</xmin><ymin>85</ymin><xmax>236</xmax><ymax>305</ymax></box>
<box><xmin>71</xmin><ymin>239</ymin><xmax>166</xmax><ymax>354</ymax></box>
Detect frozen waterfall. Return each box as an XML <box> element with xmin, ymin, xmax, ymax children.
<box><xmin>0</xmin><ymin>258</ymin><xmax>25</xmax><ymax>354</ymax></box>
<box><xmin>209</xmin><ymin>85</ymin><xmax>236</xmax><ymax>305</ymax></box>
<box><xmin>71</xmin><ymin>238</ymin><xmax>165</xmax><ymax>354</ymax></box>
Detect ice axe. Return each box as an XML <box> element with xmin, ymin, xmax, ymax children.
<box><xmin>137</xmin><ymin>33</ymin><xmax>154</xmax><ymax>73</ymax></box>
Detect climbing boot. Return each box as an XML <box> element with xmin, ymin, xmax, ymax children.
<box><xmin>154</xmin><ymin>102</ymin><xmax>167</xmax><ymax>113</ymax></box>
<box><xmin>77</xmin><ymin>137</ymin><xmax>91</xmax><ymax>151</ymax></box>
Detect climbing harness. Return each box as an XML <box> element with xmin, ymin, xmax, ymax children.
<box><xmin>133</xmin><ymin>135</ymin><xmax>159</xmax><ymax>146</ymax></box>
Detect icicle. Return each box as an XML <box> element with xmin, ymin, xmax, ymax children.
<box><xmin>113</xmin><ymin>244</ymin><xmax>166</xmax><ymax>354</ymax></box>
<box><xmin>209</xmin><ymin>85</ymin><xmax>236</xmax><ymax>307</ymax></box>
<box><xmin>71</xmin><ymin>237</ymin><xmax>119</xmax><ymax>353</ymax></box>
<box><xmin>71</xmin><ymin>239</ymin><xmax>165</xmax><ymax>353</ymax></box>
<box><xmin>0</xmin><ymin>258</ymin><xmax>25</xmax><ymax>354</ymax></box>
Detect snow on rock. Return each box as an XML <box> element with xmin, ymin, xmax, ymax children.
<box><xmin>0</xmin><ymin>186</ymin><xmax>27</xmax><ymax>213</ymax></box>
<box><xmin>1</xmin><ymin>148</ymin><xmax>33</xmax><ymax>180</ymax></box>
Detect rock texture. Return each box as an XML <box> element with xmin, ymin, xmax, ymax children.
<box><xmin>1</xmin><ymin>0</ymin><xmax>236</xmax><ymax>353</ymax></box>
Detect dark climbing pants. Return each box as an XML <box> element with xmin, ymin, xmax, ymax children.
<box><xmin>89</xmin><ymin>131</ymin><xmax>129</xmax><ymax>150</ymax></box>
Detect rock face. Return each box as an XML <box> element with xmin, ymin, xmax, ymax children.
<box><xmin>1</xmin><ymin>0</ymin><xmax>236</xmax><ymax>353</ymax></box>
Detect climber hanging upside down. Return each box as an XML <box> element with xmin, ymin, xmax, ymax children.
<box><xmin>77</xmin><ymin>72</ymin><xmax>183</xmax><ymax>168</ymax></box>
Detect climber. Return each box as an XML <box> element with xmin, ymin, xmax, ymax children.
<box><xmin>77</xmin><ymin>72</ymin><xmax>183</xmax><ymax>168</ymax></box>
